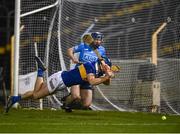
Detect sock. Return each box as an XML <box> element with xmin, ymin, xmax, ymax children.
<box><xmin>12</xmin><ymin>96</ymin><xmax>21</xmax><ymax>104</ymax></box>
<box><xmin>37</xmin><ymin>68</ymin><xmax>44</xmax><ymax>77</ymax></box>
<box><xmin>16</xmin><ymin>96</ymin><xmax>21</xmax><ymax>101</ymax></box>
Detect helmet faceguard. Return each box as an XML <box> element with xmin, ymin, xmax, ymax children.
<box><xmin>91</xmin><ymin>32</ymin><xmax>103</xmax><ymax>41</ymax></box>
<box><xmin>82</xmin><ymin>32</ymin><xmax>103</xmax><ymax>46</ymax></box>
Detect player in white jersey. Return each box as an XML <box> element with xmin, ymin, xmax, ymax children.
<box><xmin>5</xmin><ymin>56</ymin><xmax>120</xmax><ymax>113</ymax></box>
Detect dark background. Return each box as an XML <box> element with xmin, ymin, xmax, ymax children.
<box><xmin>0</xmin><ymin>0</ymin><xmax>14</xmax><ymax>98</ymax></box>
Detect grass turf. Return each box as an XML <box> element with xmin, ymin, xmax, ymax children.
<box><xmin>0</xmin><ymin>108</ymin><xmax>180</xmax><ymax>133</ymax></box>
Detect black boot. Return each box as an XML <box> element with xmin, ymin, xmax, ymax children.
<box><xmin>35</xmin><ymin>56</ymin><xmax>46</xmax><ymax>71</ymax></box>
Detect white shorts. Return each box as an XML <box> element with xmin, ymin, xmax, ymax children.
<box><xmin>47</xmin><ymin>71</ymin><xmax>66</xmax><ymax>94</ymax></box>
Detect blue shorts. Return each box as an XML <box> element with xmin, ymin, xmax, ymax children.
<box><xmin>80</xmin><ymin>81</ymin><xmax>93</xmax><ymax>90</ymax></box>
<box><xmin>72</xmin><ymin>64</ymin><xmax>94</xmax><ymax>90</ymax></box>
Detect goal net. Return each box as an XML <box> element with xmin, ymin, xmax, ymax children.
<box><xmin>15</xmin><ymin>0</ymin><xmax>180</xmax><ymax>114</ymax></box>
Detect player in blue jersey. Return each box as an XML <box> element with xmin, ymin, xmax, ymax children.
<box><xmin>68</xmin><ymin>32</ymin><xmax>106</xmax><ymax>64</ymax></box>
<box><xmin>5</xmin><ymin>56</ymin><xmax>115</xmax><ymax>113</ymax></box>
<box><xmin>66</xmin><ymin>32</ymin><xmax>107</xmax><ymax>110</ymax></box>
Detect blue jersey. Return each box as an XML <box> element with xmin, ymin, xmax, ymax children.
<box><xmin>73</xmin><ymin>43</ymin><xmax>106</xmax><ymax>63</ymax></box>
<box><xmin>61</xmin><ymin>62</ymin><xmax>98</xmax><ymax>87</ymax></box>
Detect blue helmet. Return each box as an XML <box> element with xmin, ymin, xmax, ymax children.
<box><xmin>91</xmin><ymin>32</ymin><xmax>103</xmax><ymax>41</ymax></box>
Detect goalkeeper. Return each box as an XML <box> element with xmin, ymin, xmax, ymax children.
<box><xmin>65</xmin><ymin>32</ymin><xmax>107</xmax><ymax>110</ymax></box>
<box><xmin>5</xmin><ymin>56</ymin><xmax>116</xmax><ymax>113</ymax></box>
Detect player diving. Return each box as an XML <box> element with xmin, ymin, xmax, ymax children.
<box><xmin>5</xmin><ymin>56</ymin><xmax>120</xmax><ymax>113</ymax></box>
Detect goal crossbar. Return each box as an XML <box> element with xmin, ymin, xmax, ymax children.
<box><xmin>21</xmin><ymin>0</ymin><xmax>59</xmax><ymax>17</ymax></box>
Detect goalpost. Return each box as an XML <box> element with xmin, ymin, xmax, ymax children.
<box><xmin>13</xmin><ymin>0</ymin><xmax>180</xmax><ymax>115</ymax></box>
<box><xmin>12</xmin><ymin>0</ymin><xmax>21</xmax><ymax>108</ymax></box>
<box><xmin>151</xmin><ymin>22</ymin><xmax>167</xmax><ymax>113</ymax></box>
<box><xmin>12</xmin><ymin>0</ymin><xmax>63</xmax><ymax>109</ymax></box>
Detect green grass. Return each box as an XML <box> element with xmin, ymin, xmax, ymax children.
<box><xmin>0</xmin><ymin>108</ymin><xmax>180</xmax><ymax>133</ymax></box>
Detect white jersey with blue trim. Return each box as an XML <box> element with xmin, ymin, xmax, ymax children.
<box><xmin>73</xmin><ymin>43</ymin><xmax>106</xmax><ymax>63</ymax></box>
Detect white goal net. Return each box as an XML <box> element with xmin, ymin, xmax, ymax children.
<box><xmin>14</xmin><ymin>0</ymin><xmax>180</xmax><ymax>114</ymax></box>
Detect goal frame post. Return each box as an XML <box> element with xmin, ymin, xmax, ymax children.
<box><xmin>12</xmin><ymin>0</ymin><xmax>59</xmax><ymax>108</ymax></box>
<box><xmin>151</xmin><ymin>22</ymin><xmax>167</xmax><ymax>113</ymax></box>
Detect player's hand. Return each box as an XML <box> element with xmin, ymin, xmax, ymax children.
<box><xmin>72</xmin><ymin>57</ymin><xmax>79</xmax><ymax>64</ymax></box>
<box><xmin>105</xmin><ymin>70</ymin><xmax>114</xmax><ymax>78</ymax></box>
<box><xmin>102</xmin><ymin>63</ymin><xmax>111</xmax><ymax>72</ymax></box>
<box><xmin>102</xmin><ymin>64</ymin><xmax>113</xmax><ymax>77</ymax></box>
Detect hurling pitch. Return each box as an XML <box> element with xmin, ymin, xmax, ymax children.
<box><xmin>0</xmin><ymin>108</ymin><xmax>180</xmax><ymax>133</ymax></box>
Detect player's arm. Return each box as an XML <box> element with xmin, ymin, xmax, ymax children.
<box><xmin>103</xmin><ymin>79</ymin><xmax>111</xmax><ymax>85</ymax></box>
<box><xmin>101</xmin><ymin>64</ymin><xmax>122</xmax><ymax>85</ymax></box>
<box><xmin>87</xmin><ymin>71</ymin><xmax>113</xmax><ymax>86</ymax></box>
<box><xmin>87</xmin><ymin>73</ymin><xmax>110</xmax><ymax>85</ymax></box>
<box><xmin>67</xmin><ymin>47</ymin><xmax>79</xmax><ymax>64</ymax></box>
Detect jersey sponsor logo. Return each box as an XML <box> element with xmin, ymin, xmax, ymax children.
<box><xmin>83</xmin><ymin>54</ymin><xmax>97</xmax><ymax>62</ymax></box>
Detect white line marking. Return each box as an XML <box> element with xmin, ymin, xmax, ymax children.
<box><xmin>0</xmin><ymin>123</ymin><xmax>179</xmax><ymax>126</ymax></box>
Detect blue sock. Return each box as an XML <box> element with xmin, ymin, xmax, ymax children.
<box><xmin>12</xmin><ymin>96</ymin><xmax>21</xmax><ymax>104</ymax></box>
<box><xmin>16</xmin><ymin>96</ymin><xmax>21</xmax><ymax>101</ymax></box>
<box><xmin>37</xmin><ymin>68</ymin><xmax>44</xmax><ymax>77</ymax></box>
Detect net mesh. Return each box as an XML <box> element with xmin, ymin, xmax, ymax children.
<box><xmin>19</xmin><ymin>0</ymin><xmax>63</xmax><ymax>108</ymax></box>
<box><xmin>17</xmin><ymin>0</ymin><xmax>180</xmax><ymax>114</ymax></box>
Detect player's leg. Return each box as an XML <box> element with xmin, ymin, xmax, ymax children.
<box><xmin>62</xmin><ymin>85</ymin><xmax>81</xmax><ymax>112</ymax></box>
<box><xmin>32</xmin><ymin>83</ymin><xmax>50</xmax><ymax>99</ymax></box>
<box><xmin>80</xmin><ymin>89</ymin><xmax>93</xmax><ymax>109</ymax></box>
<box><xmin>20</xmin><ymin>76</ymin><xmax>44</xmax><ymax>100</ymax></box>
<box><xmin>5</xmin><ymin>82</ymin><xmax>49</xmax><ymax>113</ymax></box>
<box><xmin>20</xmin><ymin>82</ymin><xmax>49</xmax><ymax>100</ymax></box>
<box><xmin>79</xmin><ymin>83</ymin><xmax>93</xmax><ymax>109</ymax></box>
<box><xmin>5</xmin><ymin>56</ymin><xmax>46</xmax><ymax>113</ymax></box>
<box><xmin>30</xmin><ymin>56</ymin><xmax>48</xmax><ymax>99</ymax></box>
<box><xmin>27</xmin><ymin>70</ymin><xmax>65</xmax><ymax>100</ymax></box>
<box><xmin>21</xmin><ymin>56</ymin><xmax>46</xmax><ymax>99</ymax></box>
<box><xmin>64</xmin><ymin>84</ymin><xmax>92</xmax><ymax>111</ymax></box>
<box><xmin>64</xmin><ymin>85</ymin><xmax>81</xmax><ymax>104</ymax></box>
<box><xmin>5</xmin><ymin>77</ymin><xmax>46</xmax><ymax>113</ymax></box>
<box><xmin>71</xmin><ymin>85</ymin><xmax>81</xmax><ymax>100</ymax></box>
